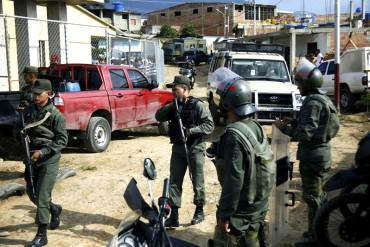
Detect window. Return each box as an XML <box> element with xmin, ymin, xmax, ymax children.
<box><xmin>87</xmin><ymin>69</ymin><xmax>102</xmax><ymax>90</ymax></box>
<box><xmin>231</xmin><ymin>59</ymin><xmax>290</xmax><ymax>82</ymax></box>
<box><xmin>160</xmin><ymin>13</ymin><xmax>166</xmax><ymax>17</ymax></box>
<box><xmin>318</xmin><ymin>62</ymin><xmax>328</xmax><ymax>75</ymax></box>
<box><xmin>235</xmin><ymin>5</ymin><xmax>243</xmax><ymax>11</ymax></box>
<box><xmin>327</xmin><ymin>62</ymin><xmax>335</xmax><ymax>75</ymax></box>
<box><xmin>61</xmin><ymin>68</ymin><xmax>72</xmax><ymax>80</ymax></box>
<box><xmin>131</xmin><ymin>19</ymin><xmax>137</xmax><ymax>26</ymax></box>
<box><xmin>175</xmin><ymin>11</ymin><xmax>181</xmax><ymax>16</ymax></box>
<box><xmin>193</xmin><ymin>9</ymin><xmax>198</xmax><ymax>14</ymax></box>
<box><xmin>122</xmin><ymin>13</ymin><xmax>129</xmax><ymax>19</ymax></box>
<box><xmin>207</xmin><ymin>7</ymin><xmax>213</xmax><ymax>13</ymax></box>
<box><xmin>128</xmin><ymin>70</ymin><xmax>148</xmax><ymax>88</ymax></box>
<box><xmin>110</xmin><ymin>69</ymin><xmax>129</xmax><ymax>89</ymax></box>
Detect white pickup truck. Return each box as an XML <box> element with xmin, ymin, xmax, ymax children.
<box><xmin>318</xmin><ymin>47</ymin><xmax>370</xmax><ymax>110</ymax></box>
<box><xmin>207</xmin><ymin>43</ymin><xmax>302</xmax><ymax>124</ymax></box>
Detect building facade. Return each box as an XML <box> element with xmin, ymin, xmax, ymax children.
<box><xmin>147</xmin><ymin>2</ymin><xmax>277</xmax><ymax>37</ymax></box>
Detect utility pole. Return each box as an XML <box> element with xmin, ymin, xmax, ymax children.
<box><xmin>201</xmin><ymin>2</ymin><xmax>204</xmax><ymax>36</ymax></box>
<box><xmin>216</xmin><ymin>5</ymin><xmax>228</xmax><ymax>38</ymax></box>
<box><xmin>253</xmin><ymin>0</ymin><xmax>256</xmax><ymax>35</ymax></box>
<box><xmin>334</xmin><ymin>0</ymin><xmax>341</xmax><ymax>110</ymax></box>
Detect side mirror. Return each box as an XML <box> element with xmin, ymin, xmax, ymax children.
<box><xmin>149</xmin><ymin>80</ymin><xmax>159</xmax><ymax>90</ymax></box>
<box><xmin>143</xmin><ymin>158</ymin><xmax>157</xmax><ymax>180</ymax></box>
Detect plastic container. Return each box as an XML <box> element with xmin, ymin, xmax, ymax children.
<box><xmin>112</xmin><ymin>2</ymin><xmax>124</xmax><ymax>12</ymax></box>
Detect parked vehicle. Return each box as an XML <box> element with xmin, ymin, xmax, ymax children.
<box><xmin>0</xmin><ymin>64</ymin><xmax>173</xmax><ymax>153</ymax></box>
<box><xmin>175</xmin><ymin>50</ymin><xmax>209</xmax><ymax>66</ymax></box>
<box><xmin>318</xmin><ymin>47</ymin><xmax>370</xmax><ymax>110</ymax></box>
<box><xmin>106</xmin><ymin>158</ymin><xmax>199</xmax><ymax>247</ymax></box>
<box><xmin>163</xmin><ymin>38</ymin><xmax>207</xmax><ymax>64</ymax></box>
<box><xmin>208</xmin><ymin>42</ymin><xmax>302</xmax><ymax>124</ymax></box>
<box><xmin>178</xmin><ymin>61</ymin><xmax>197</xmax><ymax>88</ymax></box>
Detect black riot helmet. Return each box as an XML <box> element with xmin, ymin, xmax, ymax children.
<box><xmin>212</xmin><ymin>68</ymin><xmax>257</xmax><ymax>117</ymax></box>
<box><xmin>294</xmin><ymin>57</ymin><xmax>324</xmax><ymax>89</ymax></box>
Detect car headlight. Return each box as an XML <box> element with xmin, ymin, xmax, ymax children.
<box><xmin>295</xmin><ymin>94</ymin><xmax>304</xmax><ymax>105</ymax></box>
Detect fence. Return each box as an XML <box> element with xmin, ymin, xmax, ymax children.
<box><xmin>0</xmin><ymin>14</ymin><xmax>164</xmax><ymax>91</ymax></box>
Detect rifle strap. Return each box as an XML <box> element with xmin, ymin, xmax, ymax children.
<box><xmin>22</xmin><ymin>111</ymin><xmax>52</xmax><ymax>133</ymax></box>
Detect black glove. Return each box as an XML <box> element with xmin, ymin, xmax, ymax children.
<box><xmin>183</xmin><ymin>127</ymin><xmax>191</xmax><ymax>139</ymax></box>
<box><xmin>206</xmin><ymin>142</ymin><xmax>218</xmax><ymax>158</ymax></box>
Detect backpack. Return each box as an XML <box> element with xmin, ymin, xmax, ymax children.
<box><xmin>226</xmin><ymin>120</ymin><xmax>276</xmax><ymax>204</ymax></box>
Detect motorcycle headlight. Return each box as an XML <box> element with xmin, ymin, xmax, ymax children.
<box><xmin>295</xmin><ymin>94</ymin><xmax>304</xmax><ymax>105</ymax></box>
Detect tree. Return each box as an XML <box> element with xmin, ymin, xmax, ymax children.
<box><xmin>180</xmin><ymin>23</ymin><xmax>200</xmax><ymax>38</ymax></box>
<box><xmin>157</xmin><ymin>24</ymin><xmax>179</xmax><ymax>38</ymax></box>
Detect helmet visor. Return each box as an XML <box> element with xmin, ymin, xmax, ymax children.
<box><xmin>211</xmin><ymin>67</ymin><xmax>241</xmax><ymax>95</ymax></box>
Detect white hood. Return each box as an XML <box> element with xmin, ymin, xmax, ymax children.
<box><xmin>247</xmin><ymin>80</ymin><xmax>300</xmax><ymax>94</ymax></box>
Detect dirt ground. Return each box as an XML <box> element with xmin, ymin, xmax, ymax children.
<box><xmin>1</xmin><ymin>64</ymin><xmax>370</xmax><ymax>247</ymax></box>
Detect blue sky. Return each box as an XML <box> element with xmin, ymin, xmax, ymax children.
<box><xmin>109</xmin><ymin>0</ymin><xmax>370</xmax><ymax>15</ymax></box>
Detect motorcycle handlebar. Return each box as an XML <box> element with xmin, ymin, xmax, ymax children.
<box><xmin>162</xmin><ymin>178</ymin><xmax>169</xmax><ymax>199</ymax></box>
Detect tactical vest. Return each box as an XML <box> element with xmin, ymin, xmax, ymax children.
<box><xmin>24</xmin><ymin>104</ymin><xmax>57</xmax><ymax>149</ymax></box>
<box><xmin>301</xmin><ymin>93</ymin><xmax>339</xmax><ymax>142</ymax></box>
<box><xmin>226</xmin><ymin>120</ymin><xmax>276</xmax><ymax>204</ymax></box>
<box><xmin>168</xmin><ymin>97</ymin><xmax>201</xmax><ymax>145</ymax></box>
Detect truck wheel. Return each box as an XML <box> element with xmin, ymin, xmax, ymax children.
<box><xmin>340</xmin><ymin>87</ymin><xmax>354</xmax><ymax>111</ymax></box>
<box><xmin>209</xmin><ymin>98</ymin><xmax>221</xmax><ymax>126</ymax></box>
<box><xmin>85</xmin><ymin>117</ymin><xmax>111</xmax><ymax>153</ymax></box>
<box><xmin>158</xmin><ymin>121</ymin><xmax>169</xmax><ymax>135</ymax></box>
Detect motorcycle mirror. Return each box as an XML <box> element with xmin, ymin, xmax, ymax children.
<box><xmin>143</xmin><ymin>158</ymin><xmax>157</xmax><ymax>180</ymax></box>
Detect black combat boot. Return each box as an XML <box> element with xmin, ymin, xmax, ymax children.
<box><xmin>50</xmin><ymin>203</ymin><xmax>62</xmax><ymax>230</ymax></box>
<box><xmin>165</xmin><ymin>207</ymin><xmax>179</xmax><ymax>228</ymax></box>
<box><xmin>191</xmin><ymin>204</ymin><xmax>205</xmax><ymax>225</ymax></box>
<box><xmin>26</xmin><ymin>224</ymin><xmax>48</xmax><ymax>247</ymax></box>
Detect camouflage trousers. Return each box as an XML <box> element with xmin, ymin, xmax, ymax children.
<box><xmin>212</xmin><ymin>226</ymin><xmax>259</xmax><ymax>247</ymax></box>
<box><xmin>25</xmin><ymin>162</ymin><xmax>59</xmax><ymax>225</ymax></box>
<box><xmin>169</xmin><ymin>143</ymin><xmax>206</xmax><ymax>208</ymax></box>
<box><xmin>299</xmin><ymin>161</ymin><xmax>329</xmax><ymax>234</ymax></box>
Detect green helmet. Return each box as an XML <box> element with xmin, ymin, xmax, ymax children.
<box><xmin>294</xmin><ymin>58</ymin><xmax>323</xmax><ymax>89</ymax></box>
<box><xmin>212</xmin><ymin>68</ymin><xmax>257</xmax><ymax>117</ymax></box>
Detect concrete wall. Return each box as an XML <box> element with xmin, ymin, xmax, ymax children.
<box><xmin>0</xmin><ymin>0</ymin><xmax>116</xmax><ymax>91</ymax></box>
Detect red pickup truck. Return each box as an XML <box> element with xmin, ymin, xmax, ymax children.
<box><xmin>44</xmin><ymin>64</ymin><xmax>173</xmax><ymax>152</ymax></box>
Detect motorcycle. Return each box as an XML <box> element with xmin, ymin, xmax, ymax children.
<box><xmin>107</xmin><ymin>158</ymin><xmax>199</xmax><ymax>247</ymax></box>
<box><xmin>179</xmin><ymin>62</ymin><xmax>196</xmax><ymax>89</ymax></box>
<box><xmin>313</xmin><ymin>166</ymin><xmax>370</xmax><ymax>247</ymax></box>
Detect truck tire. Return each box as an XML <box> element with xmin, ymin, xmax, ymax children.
<box><xmin>85</xmin><ymin>117</ymin><xmax>111</xmax><ymax>153</ymax></box>
<box><xmin>158</xmin><ymin>121</ymin><xmax>169</xmax><ymax>135</ymax></box>
<box><xmin>340</xmin><ymin>86</ymin><xmax>354</xmax><ymax>111</ymax></box>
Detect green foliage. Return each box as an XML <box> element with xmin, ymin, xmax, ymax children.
<box><xmin>180</xmin><ymin>23</ymin><xmax>200</xmax><ymax>38</ymax></box>
<box><xmin>157</xmin><ymin>24</ymin><xmax>179</xmax><ymax>38</ymax></box>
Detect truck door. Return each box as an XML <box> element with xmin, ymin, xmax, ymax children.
<box><xmin>107</xmin><ymin>68</ymin><xmax>137</xmax><ymax>128</ymax></box>
<box><xmin>128</xmin><ymin>69</ymin><xmax>160</xmax><ymax>124</ymax></box>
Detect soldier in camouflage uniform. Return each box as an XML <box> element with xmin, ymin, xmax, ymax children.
<box><xmin>155</xmin><ymin>75</ymin><xmax>214</xmax><ymax>227</ymax></box>
<box><xmin>18</xmin><ymin>66</ymin><xmax>39</xmax><ymax>110</ymax></box>
<box><xmin>275</xmin><ymin>58</ymin><xmax>339</xmax><ymax>246</ymax></box>
<box><xmin>23</xmin><ymin>79</ymin><xmax>68</xmax><ymax>247</ymax></box>
<box><xmin>209</xmin><ymin>68</ymin><xmax>276</xmax><ymax>247</ymax></box>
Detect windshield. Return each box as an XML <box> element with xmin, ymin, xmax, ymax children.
<box><xmin>124</xmin><ymin>178</ymin><xmax>155</xmax><ymax>221</ymax></box>
<box><xmin>231</xmin><ymin>59</ymin><xmax>290</xmax><ymax>82</ymax></box>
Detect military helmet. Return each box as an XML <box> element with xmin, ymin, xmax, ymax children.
<box><xmin>355</xmin><ymin>131</ymin><xmax>370</xmax><ymax>167</ymax></box>
<box><xmin>212</xmin><ymin>67</ymin><xmax>257</xmax><ymax>117</ymax></box>
<box><xmin>294</xmin><ymin>57</ymin><xmax>323</xmax><ymax>89</ymax></box>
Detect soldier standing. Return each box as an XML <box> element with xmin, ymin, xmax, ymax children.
<box><xmin>275</xmin><ymin>58</ymin><xmax>339</xmax><ymax>246</ymax></box>
<box><xmin>18</xmin><ymin>66</ymin><xmax>39</xmax><ymax>110</ymax></box>
<box><xmin>209</xmin><ymin>69</ymin><xmax>275</xmax><ymax>247</ymax></box>
<box><xmin>155</xmin><ymin>75</ymin><xmax>214</xmax><ymax>227</ymax></box>
<box><xmin>23</xmin><ymin>79</ymin><xmax>68</xmax><ymax>247</ymax></box>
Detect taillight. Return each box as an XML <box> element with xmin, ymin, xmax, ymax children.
<box><xmin>53</xmin><ymin>94</ymin><xmax>65</xmax><ymax>113</ymax></box>
<box><xmin>362</xmin><ymin>76</ymin><xmax>368</xmax><ymax>86</ymax></box>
